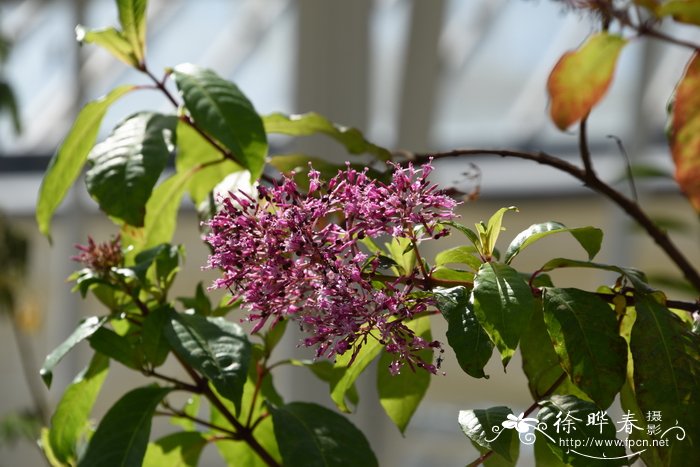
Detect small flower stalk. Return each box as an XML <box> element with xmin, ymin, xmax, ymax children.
<box><xmin>205</xmin><ymin>162</ymin><xmax>457</xmax><ymax>374</ymax></box>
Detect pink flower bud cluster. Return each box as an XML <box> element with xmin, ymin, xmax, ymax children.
<box><xmin>205</xmin><ymin>162</ymin><xmax>457</xmax><ymax>374</ymax></box>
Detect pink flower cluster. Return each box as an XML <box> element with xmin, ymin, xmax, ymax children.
<box><xmin>205</xmin><ymin>162</ymin><xmax>457</xmax><ymax>374</ymax></box>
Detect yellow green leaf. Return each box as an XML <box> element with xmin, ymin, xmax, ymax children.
<box><xmin>75</xmin><ymin>26</ymin><xmax>138</xmax><ymax>67</ymax></box>
<box><xmin>547</xmin><ymin>32</ymin><xmax>627</xmax><ymax>131</ymax></box>
<box><xmin>668</xmin><ymin>52</ymin><xmax>700</xmax><ymax>213</ymax></box>
<box><xmin>658</xmin><ymin>0</ymin><xmax>700</xmax><ymax>25</ymax></box>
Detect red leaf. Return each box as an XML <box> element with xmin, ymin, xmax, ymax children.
<box><xmin>547</xmin><ymin>33</ymin><xmax>627</xmax><ymax>131</ymax></box>
<box><xmin>668</xmin><ymin>52</ymin><xmax>700</xmax><ymax>213</ymax></box>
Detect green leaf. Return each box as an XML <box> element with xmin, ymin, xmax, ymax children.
<box><xmin>214</xmin><ymin>418</ymin><xmax>279</xmax><ymax>467</ymax></box>
<box><xmin>431</xmin><ymin>266</ymin><xmax>474</xmax><ymax>284</ymax></box>
<box><xmin>291</xmin><ymin>359</ymin><xmax>359</xmax><ymax>409</ymax></box>
<box><xmin>263</xmin><ymin>112</ymin><xmax>391</xmax><ymax>161</ymax></box>
<box><xmin>434</xmin><ymin>286</ymin><xmax>493</xmax><ymax>378</ymax></box>
<box><xmin>442</xmin><ymin>221</ymin><xmax>481</xmax><ymax>252</ymax></box>
<box><xmin>537</xmin><ymin>257</ymin><xmax>652</xmax><ymax>292</ymax></box>
<box><xmin>49</xmin><ymin>354</ymin><xmax>109</xmax><ymax>464</ymax></box>
<box><xmin>132</xmin><ymin>243</ymin><xmax>182</xmax><ymax>288</ymax></box>
<box><xmin>484</xmin><ymin>207</ymin><xmax>518</xmax><ymax>256</ymax></box>
<box><xmin>471</xmin><ymin>262</ymin><xmax>534</xmax><ymax>367</ymax></box>
<box><xmin>170</xmin><ymin>396</ymin><xmax>200</xmax><ymax>431</ymax></box>
<box><xmin>270</xmin><ymin>402</ymin><xmax>379</xmax><ymax>467</ymax></box>
<box><xmin>534</xmin><ymin>432</ymin><xmax>569</xmax><ymax>467</ymax></box>
<box><xmin>177</xmin><ymin>283</ymin><xmax>213</xmax><ymax>316</ymax></box>
<box><xmin>537</xmin><ymin>395</ymin><xmax>627</xmax><ymax>466</ymax></box>
<box><xmin>377</xmin><ymin>316</ymin><xmax>432</xmax><ymax>433</ymax></box>
<box><xmin>173</xmin><ymin>64</ymin><xmax>267</xmax><ymax>180</ymax></box>
<box><xmin>78</xmin><ymin>385</ymin><xmax>172</xmax><ymax>467</ymax></box>
<box><xmin>619</xmin><ymin>380</ymin><xmax>664</xmax><ymax>467</ymax></box>
<box><xmin>504</xmin><ymin>222</ymin><xmax>603</xmax><ymax>264</ymax></box>
<box><xmin>88</xmin><ymin>326</ymin><xmax>144</xmax><ymax>370</ymax></box>
<box><xmin>175</xmin><ymin>121</ymin><xmax>242</xmax><ymax>205</ymax></box>
<box><xmin>164</xmin><ymin>312</ymin><xmax>251</xmax><ymax>413</ymax></box>
<box><xmin>36</xmin><ymin>85</ymin><xmax>134</xmax><ymax>239</ymax></box>
<box><xmin>520</xmin><ymin>303</ymin><xmax>589</xmax><ymax>401</ymax></box>
<box><xmin>116</xmin><ymin>0</ymin><xmax>147</xmax><ymax>64</ymax></box>
<box><xmin>330</xmin><ymin>338</ymin><xmax>383</xmax><ymax>413</ymax></box>
<box><xmin>658</xmin><ymin>1</ymin><xmax>700</xmax><ymax>26</ymax></box>
<box><xmin>39</xmin><ymin>428</ymin><xmax>63</xmax><ymax>467</ymax></box>
<box><xmin>121</xmin><ymin>170</ymin><xmax>190</xmax><ymax>256</ymax></box>
<box><xmin>142</xmin><ymin>306</ymin><xmax>171</xmax><ymax>367</ymax></box>
<box><xmin>0</xmin><ymin>79</ymin><xmax>21</xmax><ymax>134</ymax></box>
<box><xmin>75</xmin><ymin>26</ymin><xmax>138</xmax><ymax>67</ymax></box>
<box><xmin>547</xmin><ymin>32</ymin><xmax>627</xmax><ymax>130</ymax></box>
<box><xmin>435</xmin><ymin>245</ymin><xmax>482</xmax><ymax>271</ymax></box>
<box><xmin>457</xmin><ymin>406</ymin><xmax>517</xmax><ymax>462</ymax></box>
<box><xmin>142</xmin><ymin>432</ymin><xmax>207</xmax><ymax>467</ymax></box>
<box><xmin>85</xmin><ymin>112</ymin><xmax>176</xmax><ymax>227</ymax></box>
<box><xmin>385</xmin><ymin>236</ymin><xmax>416</xmax><ymax>276</ymax></box>
<box><xmin>630</xmin><ymin>294</ymin><xmax>700</xmax><ymax>465</ymax></box>
<box><xmin>40</xmin><ymin>316</ymin><xmax>108</xmax><ymax>387</ymax></box>
<box><xmin>542</xmin><ymin>288</ymin><xmax>627</xmax><ymax>409</ymax></box>
<box><xmin>470</xmin><ymin>436</ymin><xmax>519</xmax><ymax>467</ymax></box>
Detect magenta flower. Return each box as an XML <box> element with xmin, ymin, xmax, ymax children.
<box><xmin>204</xmin><ymin>162</ymin><xmax>457</xmax><ymax>374</ymax></box>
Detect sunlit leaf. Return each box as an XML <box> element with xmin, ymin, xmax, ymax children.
<box><xmin>116</xmin><ymin>0</ymin><xmax>147</xmax><ymax>64</ymax></box>
<box><xmin>36</xmin><ymin>85</ymin><xmax>134</xmax><ymax>239</ymax></box>
<box><xmin>263</xmin><ymin>112</ymin><xmax>392</xmax><ymax>161</ymax></box>
<box><xmin>658</xmin><ymin>1</ymin><xmax>700</xmax><ymax>25</ymax></box>
<box><xmin>142</xmin><ymin>432</ymin><xmax>207</xmax><ymax>467</ymax></box>
<box><xmin>667</xmin><ymin>52</ymin><xmax>700</xmax><ymax>212</ymax></box>
<box><xmin>330</xmin><ymin>338</ymin><xmax>383</xmax><ymax>413</ymax></box>
<box><xmin>504</xmin><ymin>222</ymin><xmax>602</xmax><ymax>264</ymax></box>
<box><xmin>435</xmin><ymin>246</ymin><xmax>482</xmax><ymax>271</ymax></box>
<box><xmin>547</xmin><ymin>33</ymin><xmax>626</xmax><ymax>130</ymax></box>
<box><xmin>75</xmin><ymin>26</ymin><xmax>138</xmax><ymax>67</ymax></box>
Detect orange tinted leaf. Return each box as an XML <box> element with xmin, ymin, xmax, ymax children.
<box><xmin>668</xmin><ymin>52</ymin><xmax>700</xmax><ymax>212</ymax></box>
<box><xmin>547</xmin><ymin>33</ymin><xmax>627</xmax><ymax>131</ymax></box>
<box><xmin>658</xmin><ymin>1</ymin><xmax>700</xmax><ymax>25</ymax></box>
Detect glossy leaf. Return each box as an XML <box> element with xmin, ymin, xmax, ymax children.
<box><xmin>667</xmin><ymin>52</ymin><xmax>700</xmax><ymax>212</ymax></box>
<box><xmin>458</xmin><ymin>406</ymin><xmax>517</xmax><ymax>462</ymax></box>
<box><xmin>547</xmin><ymin>33</ymin><xmax>626</xmax><ymax>130</ymax></box>
<box><xmin>471</xmin><ymin>262</ymin><xmax>534</xmax><ymax>366</ymax></box>
<box><xmin>142</xmin><ymin>306</ymin><xmax>171</xmax><ymax>367</ymax></box>
<box><xmin>537</xmin><ymin>395</ymin><xmax>626</xmax><ymax>466</ymax></box>
<box><xmin>630</xmin><ymin>294</ymin><xmax>700</xmax><ymax>466</ymax></box>
<box><xmin>263</xmin><ymin>112</ymin><xmax>392</xmax><ymax>161</ymax></box>
<box><xmin>117</xmin><ymin>0</ymin><xmax>147</xmax><ymax>64</ymax></box>
<box><xmin>88</xmin><ymin>326</ymin><xmax>144</xmax><ymax>370</ymax></box>
<box><xmin>40</xmin><ymin>316</ymin><xmax>108</xmax><ymax>387</ymax></box>
<box><xmin>173</xmin><ymin>64</ymin><xmax>267</xmax><ymax>180</ymax></box>
<box><xmin>377</xmin><ymin>316</ymin><xmax>432</xmax><ymax>433</ymax></box>
<box><xmin>49</xmin><ymin>354</ymin><xmax>109</xmax><ymax>464</ymax></box>
<box><xmin>85</xmin><ymin>112</ymin><xmax>177</xmax><ymax>226</ymax></box>
<box><xmin>434</xmin><ymin>286</ymin><xmax>493</xmax><ymax>378</ymax></box>
<box><xmin>330</xmin><ymin>338</ymin><xmax>382</xmax><ymax>412</ymax></box>
<box><xmin>175</xmin><ymin>121</ymin><xmax>241</xmax><ymax>205</ymax></box>
<box><xmin>75</xmin><ymin>26</ymin><xmax>138</xmax><ymax>67</ymax></box>
<box><xmin>36</xmin><ymin>85</ymin><xmax>134</xmax><ymax>239</ymax></box>
<box><xmin>442</xmin><ymin>220</ymin><xmax>481</xmax><ymax>252</ymax></box>
<box><xmin>504</xmin><ymin>222</ymin><xmax>603</xmax><ymax>264</ymax></box>
<box><xmin>484</xmin><ymin>206</ymin><xmax>518</xmax><ymax>256</ymax></box>
<box><xmin>542</xmin><ymin>288</ymin><xmax>627</xmax><ymax>408</ymax></box>
<box><xmin>121</xmin><ymin>170</ymin><xmax>190</xmax><ymax>255</ymax></box>
<box><xmin>435</xmin><ymin>245</ymin><xmax>482</xmax><ymax>271</ymax></box>
<box><xmin>164</xmin><ymin>312</ymin><xmax>251</xmax><ymax>413</ymax></box>
<box><xmin>270</xmin><ymin>402</ymin><xmax>379</xmax><ymax>467</ymax></box>
<box><xmin>658</xmin><ymin>1</ymin><xmax>700</xmax><ymax>25</ymax></box>
<box><xmin>78</xmin><ymin>385</ymin><xmax>172</xmax><ymax>467</ymax></box>
<box><xmin>537</xmin><ymin>257</ymin><xmax>652</xmax><ymax>292</ymax></box>
<box><xmin>521</xmin><ymin>303</ymin><xmax>590</xmax><ymax>401</ymax></box>
<box><xmin>142</xmin><ymin>432</ymin><xmax>207</xmax><ymax>467</ymax></box>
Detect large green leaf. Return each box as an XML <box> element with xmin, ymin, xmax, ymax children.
<box><xmin>458</xmin><ymin>406</ymin><xmax>518</xmax><ymax>462</ymax></box>
<box><xmin>537</xmin><ymin>257</ymin><xmax>652</xmax><ymax>292</ymax></box>
<box><xmin>142</xmin><ymin>306</ymin><xmax>171</xmax><ymax>367</ymax></box>
<box><xmin>36</xmin><ymin>85</ymin><xmax>134</xmax><ymax>239</ymax></box>
<box><xmin>164</xmin><ymin>312</ymin><xmax>251</xmax><ymax>413</ymax></box>
<box><xmin>270</xmin><ymin>402</ymin><xmax>379</xmax><ymax>467</ymax></box>
<box><xmin>434</xmin><ymin>286</ymin><xmax>493</xmax><ymax>378</ymax></box>
<box><xmin>88</xmin><ymin>326</ymin><xmax>144</xmax><ymax>370</ymax></box>
<box><xmin>142</xmin><ymin>432</ymin><xmax>207</xmax><ymax>467</ymax></box>
<box><xmin>471</xmin><ymin>262</ymin><xmax>534</xmax><ymax>366</ymax></box>
<box><xmin>86</xmin><ymin>112</ymin><xmax>177</xmax><ymax>226</ymax></box>
<box><xmin>121</xmin><ymin>169</ymin><xmax>190</xmax><ymax>256</ymax></box>
<box><xmin>619</xmin><ymin>380</ymin><xmax>663</xmax><ymax>467</ymax></box>
<box><xmin>434</xmin><ymin>246</ymin><xmax>482</xmax><ymax>271</ymax></box>
<box><xmin>175</xmin><ymin>121</ymin><xmax>241</xmax><ymax>205</ymax></box>
<box><xmin>330</xmin><ymin>338</ymin><xmax>383</xmax><ymax>413</ymax></box>
<box><xmin>542</xmin><ymin>288</ymin><xmax>627</xmax><ymax>409</ymax></box>
<box><xmin>48</xmin><ymin>354</ymin><xmax>109</xmax><ymax>464</ymax></box>
<box><xmin>504</xmin><ymin>222</ymin><xmax>603</xmax><ymax>264</ymax></box>
<box><xmin>520</xmin><ymin>302</ymin><xmax>590</xmax><ymax>401</ymax></box>
<box><xmin>116</xmin><ymin>0</ymin><xmax>147</xmax><ymax>64</ymax></box>
<box><xmin>377</xmin><ymin>316</ymin><xmax>432</xmax><ymax>433</ymax></box>
<box><xmin>173</xmin><ymin>64</ymin><xmax>267</xmax><ymax>180</ymax></box>
<box><xmin>75</xmin><ymin>26</ymin><xmax>138</xmax><ymax>67</ymax></box>
<box><xmin>263</xmin><ymin>112</ymin><xmax>392</xmax><ymax>161</ymax></box>
<box><xmin>630</xmin><ymin>294</ymin><xmax>700</xmax><ymax>466</ymax></box>
<box><xmin>40</xmin><ymin>316</ymin><xmax>108</xmax><ymax>387</ymax></box>
<box><xmin>78</xmin><ymin>385</ymin><xmax>172</xmax><ymax>467</ymax></box>
<box><xmin>537</xmin><ymin>395</ymin><xmax>627</xmax><ymax>466</ymax></box>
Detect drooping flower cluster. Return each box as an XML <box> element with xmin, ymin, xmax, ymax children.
<box><xmin>205</xmin><ymin>162</ymin><xmax>457</xmax><ymax>374</ymax></box>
